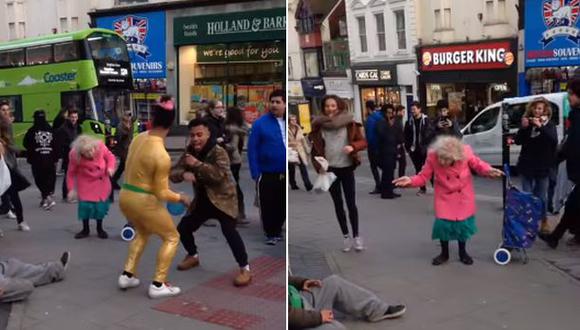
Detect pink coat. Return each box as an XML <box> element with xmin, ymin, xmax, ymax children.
<box><xmin>67</xmin><ymin>142</ymin><xmax>116</xmax><ymax>202</ymax></box>
<box><xmin>409</xmin><ymin>145</ymin><xmax>492</xmax><ymax>221</ymax></box>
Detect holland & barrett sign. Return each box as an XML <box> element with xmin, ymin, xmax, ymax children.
<box><xmin>174</xmin><ymin>9</ymin><xmax>286</xmax><ymax>45</ymax></box>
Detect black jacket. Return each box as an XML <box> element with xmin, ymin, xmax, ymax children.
<box><xmin>515</xmin><ymin>121</ymin><xmax>558</xmax><ymax>177</ymax></box>
<box><xmin>404</xmin><ymin>114</ymin><xmax>432</xmax><ymax>154</ymax></box>
<box><xmin>432</xmin><ymin>116</ymin><xmax>462</xmax><ymax>140</ymax></box>
<box><xmin>23</xmin><ymin>117</ymin><xmax>56</xmax><ymax>166</ymax></box>
<box><xmin>55</xmin><ymin>121</ymin><xmax>82</xmax><ymax>159</ymax></box>
<box><xmin>561</xmin><ymin>107</ymin><xmax>580</xmax><ymax>184</ymax></box>
<box><xmin>376</xmin><ymin>116</ymin><xmax>402</xmax><ymax>167</ymax></box>
<box><xmin>206</xmin><ymin>114</ymin><xmax>226</xmax><ymax>145</ymax></box>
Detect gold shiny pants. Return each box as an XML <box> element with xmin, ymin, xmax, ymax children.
<box><xmin>119</xmin><ymin>190</ymin><xmax>179</xmax><ymax>283</ymax></box>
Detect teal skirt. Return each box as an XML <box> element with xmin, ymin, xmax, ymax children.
<box><xmin>431</xmin><ymin>216</ymin><xmax>477</xmax><ymax>241</ymax></box>
<box><xmin>78</xmin><ymin>201</ymin><xmax>111</xmax><ymax>220</ymax></box>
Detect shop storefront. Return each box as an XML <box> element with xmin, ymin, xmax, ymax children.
<box><xmin>523</xmin><ymin>0</ymin><xmax>580</xmax><ymax>96</ymax></box>
<box><xmin>351</xmin><ymin>63</ymin><xmax>399</xmax><ymax>121</ymax></box>
<box><xmin>173</xmin><ymin>8</ymin><xmax>285</xmax><ymax>125</ymax></box>
<box><xmin>96</xmin><ymin>11</ymin><xmax>167</xmax><ymax>126</ymax></box>
<box><xmin>417</xmin><ymin>39</ymin><xmax>517</xmax><ymax>125</ymax></box>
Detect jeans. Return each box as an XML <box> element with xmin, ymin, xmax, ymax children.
<box><xmin>522</xmin><ymin>175</ymin><xmax>549</xmax><ymax>213</ymax></box>
<box><xmin>289</xmin><ymin>160</ymin><xmax>312</xmax><ymax>189</ymax></box>
<box><xmin>328</xmin><ymin>167</ymin><xmax>359</xmax><ymax>237</ymax></box>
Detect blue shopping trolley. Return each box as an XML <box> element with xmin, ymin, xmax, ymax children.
<box><xmin>493</xmin><ymin>165</ymin><xmax>545</xmax><ymax>265</ymax></box>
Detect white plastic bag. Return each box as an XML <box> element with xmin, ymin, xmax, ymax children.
<box><xmin>0</xmin><ymin>156</ymin><xmax>11</xmax><ymax>196</ymax></box>
<box><xmin>313</xmin><ymin>156</ymin><xmax>336</xmax><ymax>193</ymax></box>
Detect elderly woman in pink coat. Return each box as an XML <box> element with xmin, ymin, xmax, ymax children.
<box><xmin>394</xmin><ymin>136</ymin><xmax>503</xmax><ymax>266</ymax></box>
<box><xmin>67</xmin><ymin>135</ymin><xmax>116</xmax><ymax>239</ymax></box>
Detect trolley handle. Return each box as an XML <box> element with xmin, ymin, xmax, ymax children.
<box><xmin>503</xmin><ymin>164</ymin><xmax>512</xmax><ymax>188</ymax></box>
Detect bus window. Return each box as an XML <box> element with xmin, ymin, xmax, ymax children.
<box><xmin>0</xmin><ymin>51</ymin><xmax>9</xmax><ymax>68</ymax></box>
<box><xmin>4</xmin><ymin>49</ymin><xmax>25</xmax><ymax>67</ymax></box>
<box><xmin>87</xmin><ymin>33</ymin><xmax>129</xmax><ymax>62</ymax></box>
<box><xmin>26</xmin><ymin>45</ymin><xmax>53</xmax><ymax>65</ymax></box>
<box><xmin>92</xmin><ymin>88</ymin><xmax>131</xmax><ymax>127</ymax></box>
<box><xmin>469</xmin><ymin>107</ymin><xmax>500</xmax><ymax>134</ymax></box>
<box><xmin>54</xmin><ymin>42</ymin><xmax>80</xmax><ymax>62</ymax></box>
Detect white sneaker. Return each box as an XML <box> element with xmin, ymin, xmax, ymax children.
<box><xmin>148</xmin><ymin>283</ymin><xmax>181</xmax><ymax>299</ymax></box>
<box><xmin>342</xmin><ymin>236</ymin><xmax>352</xmax><ymax>252</ymax></box>
<box><xmin>44</xmin><ymin>198</ymin><xmax>56</xmax><ymax>210</ymax></box>
<box><xmin>118</xmin><ymin>274</ymin><xmax>140</xmax><ymax>290</ymax></box>
<box><xmin>6</xmin><ymin>211</ymin><xmax>16</xmax><ymax>219</ymax></box>
<box><xmin>354</xmin><ymin>237</ymin><xmax>365</xmax><ymax>252</ymax></box>
<box><xmin>18</xmin><ymin>222</ymin><xmax>30</xmax><ymax>231</ymax></box>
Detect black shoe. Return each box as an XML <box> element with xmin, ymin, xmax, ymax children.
<box><xmin>432</xmin><ymin>254</ymin><xmax>449</xmax><ymax>265</ymax></box>
<box><xmin>370</xmin><ymin>304</ymin><xmax>407</xmax><ymax>322</ymax></box>
<box><xmin>60</xmin><ymin>251</ymin><xmax>71</xmax><ymax>270</ymax></box>
<box><xmin>290</xmin><ymin>185</ymin><xmax>300</xmax><ymax>190</ymax></box>
<box><xmin>305</xmin><ymin>184</ymin><xmax>313</xmax><ymax>192</ymax></box>
<box><xmin>369</xmin><ymin>189</ymin><xmax>381</xmax><ymax>195</ymax></box>
<box><xmin>539</xmin><ymin>233</ymin><xmax>558</xmax><ymax>249</ymax></box>
<box><xmin>97</xmin><ymin>230</ymin><xmax>109</xmax><ymax>239</ymax></box>
<box><xmin>74</xmin><ymin>230</ymin><xmax>89</xmax><ymax>239</ymax></box>
<box><xmin>381</xmin><ymin>194</ymin><xmax>401</xmax><ymax>199</ymax></box>
<box><xmin>459</xmin><ymin>254</ymin><xmax>474</xmax><ymax>265</ymax></box>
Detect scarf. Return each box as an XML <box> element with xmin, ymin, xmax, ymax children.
<box><xmin>312</xmin><ymin>112</ymin><xmax>354</xmax><ymax>130</ymax></box>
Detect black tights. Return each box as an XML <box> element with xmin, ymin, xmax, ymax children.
<box><xmin>328</xmin><ymin>167</ymin><xmax>359</xmax><ymax>237</ymax></box>
<box><xmin>438</xmin><ymin>240</ymin><xmax>469</xmax><ymax>257</ymax></box>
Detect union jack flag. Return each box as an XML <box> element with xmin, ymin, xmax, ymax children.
<box><xmin>543</xmin><ymin>0</ymin><xmax>580</xmax><ymax>28</ymax></box>
<box><xmin>113</xmin><ymin>16</ymin><xmax>148</xmax><ymax>45</ymax></box>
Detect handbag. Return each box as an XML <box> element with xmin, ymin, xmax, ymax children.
<box><xmin>0</xmin><ymin>156</ymin><xmax>11</xmax><ymax>195</ymax></box>
<box><xmin>10</xmin><ymin>168</ymin><xmax>30</xmax><ymax>192</ymax></box>
<box><xmin>288</xmin><ymin>149</ymin><xmax>299</xmax><ymax>164</ymax></box>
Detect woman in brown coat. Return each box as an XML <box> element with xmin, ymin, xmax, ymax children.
<box><xmin>289</xmin><ymin>115</ymin><xmax>313</xmax><ymax>191</ymax></box>
<box><xmin>309</xmin><ymin>95</ymin><xmax>367</xmax><ymax>252</ymax></box>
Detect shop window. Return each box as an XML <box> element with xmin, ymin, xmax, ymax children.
<box><xmin>8</xmin><ymin>23</ymin><xmax>16</xmax><ymax>40</ymax></box>
<box><xmin>498</xmin><ymin>0</ymin><xmax>506</xmax><ymax>21</ymax></box>
<box><xmin>304</xmin><ymin>51</ymin><xmax>320</xmax><ymax>77</ymax></box>
<box><xmin>26</xmin><ymin>45</ymin><xmax>53</xmax><ymax>65</ymax></box>
<box><xmin>357</xmin><ymin>16</ymin><xmax>368</xmax><ymax>53</ymax></box>
<box><xmin>394</xmin><ymin>10</ymin><xmax>406</xmax><ymax>50</ymax></box>
<box><xmin>338</xmin><ymin>18</ymin><xmax>348</xmax><ymax>37</ymax></box>
<box><xmin>0</xmin><ymin>96</ymin><xmax>23</xmax><ymax>123</ymax></box>
<box><xmin>469</xmin><ymin>107</ymin><xmax>499</xmax><ymax>134</ymax></box>
<box><xmin>434</xmin><ymin>10</ymin><xmax>441</xmax><ymax>30</ymax></box>
<box><xmin>485</xmin><ymin>0</ymin><xmax>494</xmax><ymax>22</ymax></box>
<box><xmin>54</xmin><ymin>42</ymin><xmax>80</xmax><ymax>62</ymax></box>
<box><xmin>443</xmin><ymin>8</ymin><xmax>452</xmax><ymax>29</ymax></box>
<box><xmin>374</xmin><ymin>13</ymin><xmax>386</xmax><ymax>52</ymax></box>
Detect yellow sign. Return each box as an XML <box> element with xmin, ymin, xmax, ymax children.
<box><xmin>298</xmin><ymin>103</ymin><xmax>311</xmax><ymax>134</ymax></box>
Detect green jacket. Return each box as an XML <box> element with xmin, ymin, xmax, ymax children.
<box><xmin>288</xmin><ymin>276</ymin><xmax>322</xmax><ymax>329</ymax></box>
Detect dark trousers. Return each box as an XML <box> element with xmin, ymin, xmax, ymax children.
<box><xmin>230</xmin><ymin>163</ymin><xmax>245</xmax><ymax>217</ymax></box>
<box><xmin>397</xmin><ymin>146</ymin><xmax>406</xmax><ymax>178</ymax></box>
<box><xmin>380</xmin><ymin>156</ymin><xmax>396</xmax><ymax>197</ymax></box>
<box><xmin>61</xmin><ymin>157</ymin><xmax>69</xmax><ymax>199</ymax></box>
<box><xmin>289</xmin><ymin>160</ymin><xmax>312</xmax><ymax>189</ymax></box>
<box><xmin>410</xmin><ymin>150</ymin><xmax>427</xmax><ymax>191</ymax></box>
<box><xmin>368</xmin><ymin>150</ymin><xmax>381</xmax><ymax>191</ymax></box>
<box><xmin>177</xmin><ymin>202</ymin><xmax>248</xmax><ymax>267</ymax></box>
<box><xmin>547</xmin><ymin>166</ymin><xmax>558</xmax><ymax>211</ymax></box>
<box><xmin>0</xmin><ymin>193</ymin><xmax>11</xmax><ymax>214</ymax></box>
<box><xmin>328</xmin><ymin>167</ymin><xmax>359</xmax><ymax>237</ymax></box>
<box><xmin>552</xmin><ymin>185</ymin><xmax>580</xmax><ymax>240</ymax></box>
<box><xmin>258</xmin><ymin>173</ymin><xmax>286</xmax><ymax>238</ymax></box>
<box><xmin>112</xmin><ymin>158</ymin><xmax>126</xmax><ymax>186</ymax></box>
<box><xmin>31</xmin><ymin>163</ymin><xmax>56</xmax><ymax>199</ymax></box>
<box><xmin>4</xmin><ymin>187</ymin><xmax>23</xmax><ymax>224</ymax></box>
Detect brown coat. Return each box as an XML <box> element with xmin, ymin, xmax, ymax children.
<box><xmin>288</xmin><ymin>124</ymin><xmax>309</xmax><ymax>165</ymax></box>
<box><xmin>309</xmin><ymin>116</ymin><xmax>367</xmax><ymax>173</ymax></box>
<box><xmin>288</xmin><ymin>276</ymin><xmax>323</xmax><ymax>329</ymax></box>
<box><xmin>170</xmin><ymin>145</ymin><xmax>238</xmax><ymax>219</ymax></box>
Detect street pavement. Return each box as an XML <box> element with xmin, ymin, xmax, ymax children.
<box><xmin>289</xmin><ymin>155</ymin><xmax>580</xmax><ymax>330</ymax></box>
<box><xmin>0</xmin><ymin>145</ymin><xmax>285</xmax><ymax>330</ymax></box>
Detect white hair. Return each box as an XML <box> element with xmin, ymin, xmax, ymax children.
<box><xmin>430</xmin><ymin>136</ymin><xmax>465</xmax><ymax>162</ymax></box>
<box><xmin>70</xmin><ymin>135</ymin><xmax>101</xmax><ymax>160</ymax></box>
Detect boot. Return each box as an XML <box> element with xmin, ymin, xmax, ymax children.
<box><xmin>96</xmin><ymin>220</ymin><xmax>108</xmax><ymax>239</ymax></box>
<box><xmin>432</xmin><ymin>241</ymin><xmax>449</xmax><ymax>265</ymax></box>
<box><xmin>75</xmin><ymin>220</ymin><xmax>90</xmax><ymax>239</ymax></box>
<box><xmin>233</xmin><ymin>268</ymin><xmax>252</xmax><ymax>287</ymax></box>
<box><xmin>459</xmin><ymin>241</ymin><xmax>473</xmax><ymax>265</ymax></box>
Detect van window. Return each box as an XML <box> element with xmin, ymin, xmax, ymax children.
<box><xmin>470</xmin><ymin>107</ymin><xmax>500</xmax><ymax>134</ymax></box>
<box><xmin>506</xmin><ymin>101</ymin><xmax>560</xmax><ymax>129</ymax></box>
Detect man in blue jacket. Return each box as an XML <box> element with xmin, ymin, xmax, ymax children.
<box><xmin>365</xmin><ymin>100</ymin><xmax>383</xmax><ymax>194</ymax></box>
<box><xmin>248</xmin><ymin>90</ymin><xmax>286</xmax><ymax>245</ymax></box>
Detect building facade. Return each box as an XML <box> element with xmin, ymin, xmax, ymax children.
<box><xmin>346</xmin><ymin>0</ymin><xmax>419</xmax><ymax>122</ymax></box>
<box><xmin>415</xmin><ymin>0</ymin><xmax>519</xmax><ymax>124</ymax></box>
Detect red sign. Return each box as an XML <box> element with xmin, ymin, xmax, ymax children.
<box><xmin>420</xmin><ymin>41</ymin><xmax>514</xmax><ymax>71</ymax></box>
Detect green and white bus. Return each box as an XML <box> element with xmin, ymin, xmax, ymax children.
<box><xmin>0</xmin><ymin>28</ymin><xmax>133</xmax><ymax>147</ymax></box>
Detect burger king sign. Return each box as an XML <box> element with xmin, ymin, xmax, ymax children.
<box><xmin>420</xmin><ymin>41</ymin><xmax>515</xmax><ymax>71</ymax></box>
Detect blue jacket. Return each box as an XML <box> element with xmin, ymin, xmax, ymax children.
<box><xmin>365</xmin><ymin>111</ymin><xmax>383</xmax><ymax>151</ymax></box>
<box><xmin>248</xmin><ymin>113</ymin><xmax>286</xmax><ymax>180</ymax></box>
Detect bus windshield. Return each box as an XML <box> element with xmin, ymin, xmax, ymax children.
<box><xmin>87</xmin><ymin>33</ymin><xmax>130</xmax><ymax>62</ymax></box>
<box><xmin>92</xmin><ymin>88</ymin><xmax>131</xmax><ymax>127</ymax></box>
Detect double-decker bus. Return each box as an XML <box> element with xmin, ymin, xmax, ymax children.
<box><xmin>0</xmin><ymin>28</ymin><xmax>133</xmax><ymax>147</ymax></box>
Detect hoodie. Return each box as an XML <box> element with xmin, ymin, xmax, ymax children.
<box><xmin>23</xmin><ymin>110</ymin><xmax>56</xmax><ymax>166</ymax></box>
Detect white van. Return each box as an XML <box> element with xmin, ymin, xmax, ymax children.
<box><xmin>461</xmin><ymin>92</ymin><xmax>568</xmax><ymax>166</ymax></box>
